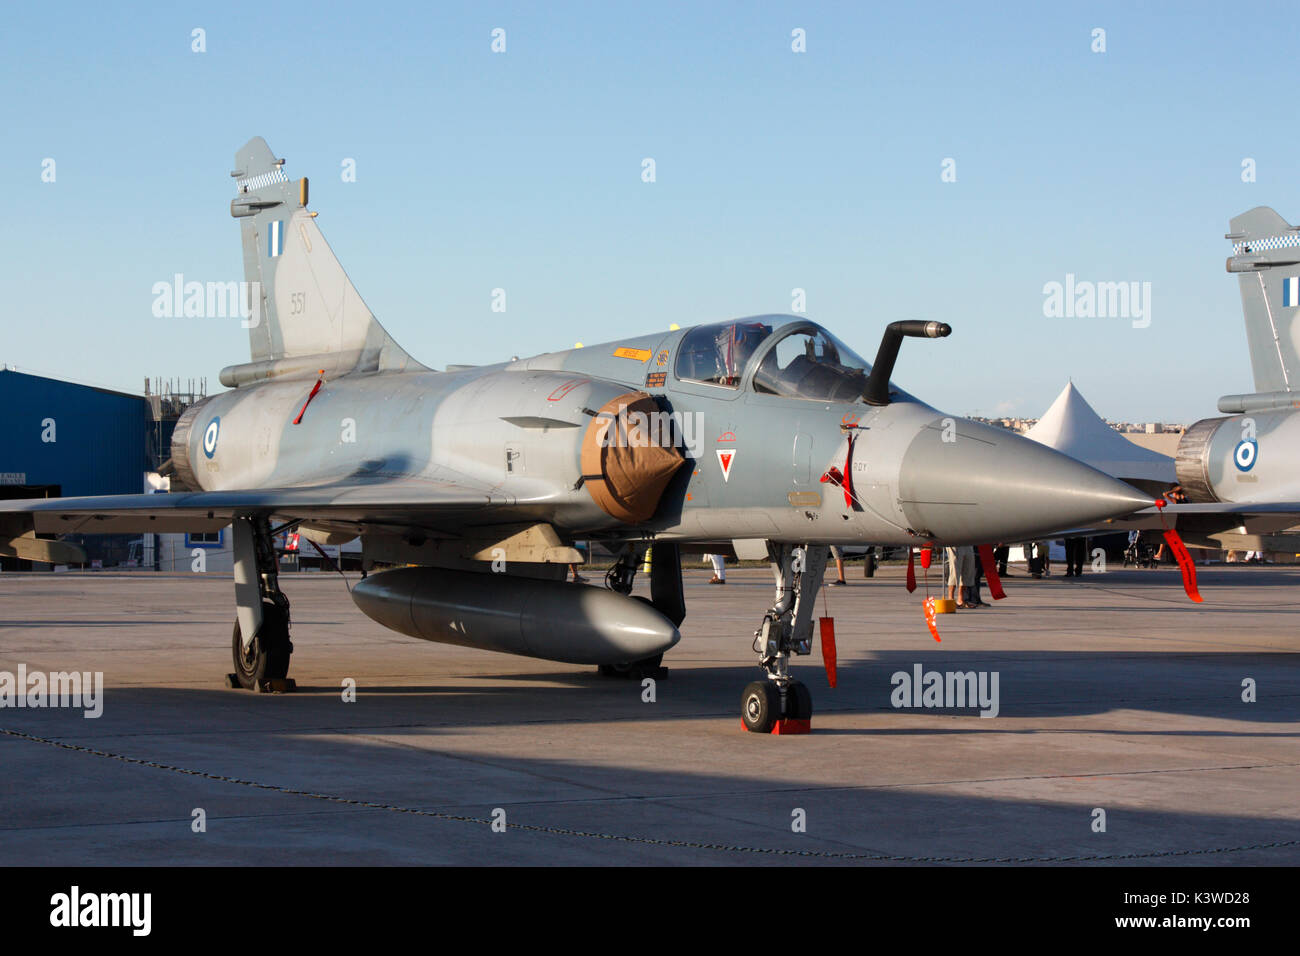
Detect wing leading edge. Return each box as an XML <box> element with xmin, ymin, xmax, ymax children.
<box><xmin>0</xmin><ymin>478</ymin><xmax>513</xmax><ymax>537</ymax></box>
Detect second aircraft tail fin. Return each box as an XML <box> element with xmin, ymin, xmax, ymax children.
<box><xmin>1223</xmin><ymin>206</ymin><xmax>1300</xmax><ymax>408</ymax></box>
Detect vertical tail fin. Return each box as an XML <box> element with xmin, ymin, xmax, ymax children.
<box><xmin>223</xmin><ymin>137</ymin><xmax>423</xmax><ymax>387</ymax></box>
<box><xmin>1224</xmin><ymin>206</ymin><xmax>1300</xmax><ymax>402</ymax></box>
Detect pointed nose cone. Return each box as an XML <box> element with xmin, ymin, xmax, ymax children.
<box><xmin>898</xmin><ymin>418</ymin><xmax>1153</xmax><ymax>543</ymax></box>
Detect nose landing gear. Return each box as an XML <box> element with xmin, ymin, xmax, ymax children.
<box><xmin>743</xmin><ymin>543</ymin><xmax>828</xmax><ymax>734</ymax></box>
<box><xmin>741</xmin><ymin>677</ymin><xmax>813</xmax><ymax>734</ymax></box>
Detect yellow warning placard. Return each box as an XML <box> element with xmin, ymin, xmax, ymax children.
<box><xmin>613</xmin><ymin>347</ymin><xmax>652</xmax><ymax>361</ymax></box>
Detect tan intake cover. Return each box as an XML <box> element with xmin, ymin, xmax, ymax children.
<box><xmin>580</xmin><ymin>392</ymin><xmax>685</xmax><ymax>523</ymax></box>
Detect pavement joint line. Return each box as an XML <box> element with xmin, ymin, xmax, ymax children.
<box><xmin>11</xmin><ymin>720</ymin><xmax>1300</xmax><ymax>792</ymax></box>
<box><xmin>342</xmin><ymin>729</ymin><xmax>637</xmax><ymax>801</ymax></box>
<box><xmin>419</xmin><ymin>760</ymin><xmax>1300</xmax><ymax>806</ymax></box>
<box><xmin>0</xmin><ymin>807</ymin><xmax>368</xmax><ymax>834</ymax></box>
<box><xmin>5</xmin><ymin>725</ymin><xmax>1300</xmax><ymax>862</ymax></box>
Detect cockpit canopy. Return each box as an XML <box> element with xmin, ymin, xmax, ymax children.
<box><xmin>675</xmin><ymin>320</ymin><xmax>773</xmax><ymax>388</ymax></box>
<box><xmin>753</xmin><ymin>327</ymin><xmax>870</xmax><ymax>402</ymax></box>
<box><xmin>675</xmin><ymin>319</ymin><xmax>874</xmax><ymax>403</ymax></box>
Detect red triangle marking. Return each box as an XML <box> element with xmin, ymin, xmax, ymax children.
<box><xmin>716</xmin><ymin>449</ymin><xmax>735</xmax><ymax>481</ymax></box>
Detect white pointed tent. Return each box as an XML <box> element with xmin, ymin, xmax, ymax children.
<box><xmin>1024</xmin><ymin>382</ymin><xmax>1176</xmax><ymax>495</ymax></box>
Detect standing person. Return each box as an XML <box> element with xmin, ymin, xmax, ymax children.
<box><xmin>705</xmin><ymin>552</ymin><xmax>726</xmax><ymax>584</ymax></box>
<box><xmin>828</xmin><ymin>545</ymin><xmax>847</xmax><ymax>586</ymax></box>
<box><xmin>994</xmin><ymin>544</ymin><xmax>1010</xmax><ymax>576</ymax></box>
<box><xmin>1153</xmin><ymin>485</ymin><xmax>1187</xmax><ymax>564</ymax></box>
<box><xmin>1027</xmin><ymin>540</ymin><xmax>1053</xmax><ymax>577</ymax></box>
<box><xmin>569</xmin><ymin>540</ymin><xmax>588</xmax><ymax>583</ymax></box>
<box><xmin>1125</xmin><ymin>529</ymin><xmax>1143</xmax><ymax>567</ymax></box>
<box><xmin>945</xmin><ymin>545</ymin><xmax>976</xmax><ymax>608</ymax></box>
<box><xmin>969</xmin><ymin>546</ymin><xmax>989</xmax><ymax>606</ymax></box>
<box><xmin>1064</xmin><ymin>536</ymin><xmax>1087</xmax><ymax>577</ymax></box>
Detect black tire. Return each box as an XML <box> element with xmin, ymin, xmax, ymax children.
<box><xmin>741</xmin><ymin>680</ymin><xmax>780</xmax><ymax>733</ymax></box>
<box><xmin>232</xmin><ymin>601</ymin><xmax>291</xmax><ymax>689</ymax></box>
<box><xmin>627</xmin><ymin>652</ymin><xmax>664</xmax><ymax>680</ymax></box>
<box><xmin>786</xmin><ymin>680</ymin><xmax>813</xmax><ymax>721</ymax></box>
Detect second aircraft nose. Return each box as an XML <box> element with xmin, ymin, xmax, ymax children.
<box><xmin>896</xmin><ymin>417</ymin><xmax>1153</xmax><ymax>544</ymax></box>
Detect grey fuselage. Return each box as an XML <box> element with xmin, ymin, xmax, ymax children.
<box><xmin>172</xmin><ymin>316</ymin><xmax>1151</xmax><ymax>551</ymax></box>
<box><xmin>1177</xmin><ymin>407</ymin><xmax>1300</xmax><ymax>505</ymax></box>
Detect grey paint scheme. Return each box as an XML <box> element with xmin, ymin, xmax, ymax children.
<box><xmin>352</xmin><ymin>566</ymin><xmax>680</xmax><ymax>663</ymax></box>
<box><xmin>1128</xmin><ymin>206</ymin><xmax>1300</xmax><ymax>548</ymax></box>
<box><xmin>151</xmin><ymin>319</ymin><xmax>1146</xmax><ymax>548</ymax></box>
<box><xmin>0</xmin><ymin>137</ymin><xmax>1154</xmax><ymax>666</ymax></box>
<box><xmin>1177</xmin><ymin>409</ymin><xmax>1300</xmax><ymax>505</ymax></box>
<box><xmin>1171</xmin><ymin>206</ymin><xmax>1300</xmax><ymax>510</ymax></box>
<box><xmin>1223</xmin><ymin>206</ymin><xmax>1300</xmax><ymax>404</ymax></box>
<box><xmin>230</xmin><ymin>137</ymin><xmax>422</xmax><ymax>379</ymax></box>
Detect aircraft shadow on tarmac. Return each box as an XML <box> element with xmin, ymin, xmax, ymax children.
<box><xmin>3</xmin><ymin>675</ymin><xmax>1299</xmax><ymax>866</ymax></box>
<box><xmin>2</xmin><ymin>649</ymin><xmax>1289</xmax><ymax>730</ymax></box>
<box><xmin>309</xmin><ymin>651</ymin><xmax>1299</xmax><ymax>728</ymax></box>
<box><xmin>3</xmin><ymin>585</ymin><xmax>1298</xmax><ymax>864</ymax></box>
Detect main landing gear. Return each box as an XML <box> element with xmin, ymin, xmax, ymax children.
<box><xmin>742</xmin><ymin>543</ymin><xmax>828</xmax><ymax>734</ymax></box>
<box><xmin>226</xmin><ymin>516</ymin><xmax>295</xmax><ymax>692</ymax></box>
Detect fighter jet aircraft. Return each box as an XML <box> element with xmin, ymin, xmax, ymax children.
<box><xmin>1134</xmin><ymin>206</ymin><xmax>1300</xmax><ymax>554</ymax></box>
<box><xmin>0</xmin><ymin>138</ymin><xmax>1153</xmax><ymax>732</ymax></box>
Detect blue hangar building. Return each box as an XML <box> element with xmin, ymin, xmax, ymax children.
<box><xmin>0</xmin><ymin>369</ymin><xmax>156</xmax><ymax>567</ymax></box>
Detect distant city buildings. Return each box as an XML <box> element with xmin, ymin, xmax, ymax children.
<box><xmin>971</xmin><ymin>416</ymin><xmax>1186</xmax><ymax>436</ymax></box>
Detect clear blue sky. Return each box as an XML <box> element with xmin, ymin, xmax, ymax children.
<box><xmin>3</xmin><ymin>1</ymin><xmax>1297</xmax><ymax>422</ymax></box>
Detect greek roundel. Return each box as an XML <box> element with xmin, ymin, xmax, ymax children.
<box><xmin>202</xmin><ymin>417</ymin><xmax>221</xmax><ymax>459</ymax></box>
<box><xmin>1234</xmin><ymin>439</ymin><xmax>1257</xmax><ymax>472</ymax></box>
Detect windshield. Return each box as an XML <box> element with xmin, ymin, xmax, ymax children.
<box><xmin>675</xmin><ymin>320</ymin><xmax>774</xmax><ymax>387</ymax></box>
<box><xmin>752</xmin><ymin>327</ymin><xmax>871</xmax><ymax>402</ymax></box>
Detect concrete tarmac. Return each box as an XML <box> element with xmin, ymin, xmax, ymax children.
<box><xmin>1</xmin><ymin>563</ymin><xmax>1297</xmax><ymax>865</ymax></box>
